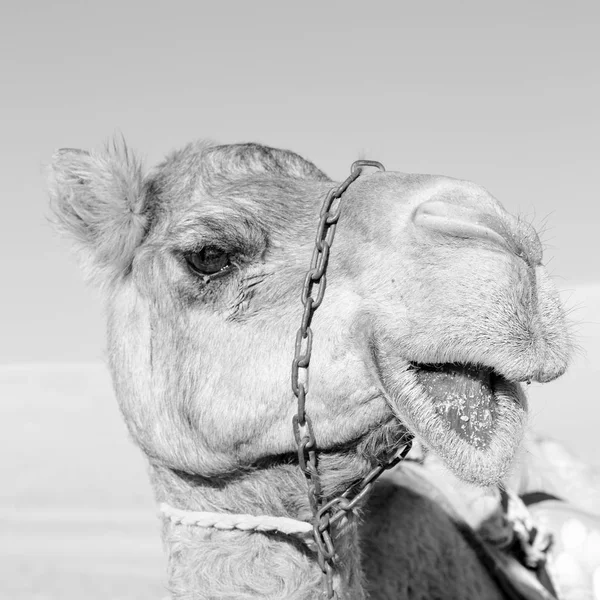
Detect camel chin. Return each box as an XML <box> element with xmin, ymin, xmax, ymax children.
<box><xmin>383</xmin><ymin>361</ymin><xmax>527</xmax><ymax>486</ymax></box>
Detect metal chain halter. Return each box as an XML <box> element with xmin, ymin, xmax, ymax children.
<box><xmin>291</xmin><ymin>160</ymin><xmax>414</xmax><ymax>598</ymax></box>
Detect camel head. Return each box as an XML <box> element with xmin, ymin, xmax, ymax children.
<box><xmin>48</xmin><ymin>140</ymin><xmax>571</xmax><ymax>490</ymax></box>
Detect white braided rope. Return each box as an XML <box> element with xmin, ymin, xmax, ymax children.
<box><xmin>159</xmin><ymin>503</ymin><xmax>313</xmax><ymax>536</ymax></box>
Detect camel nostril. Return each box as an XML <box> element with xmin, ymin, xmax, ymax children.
<box><xmin>413</xmin><ymin>200</ymin><xmax>511</xmax><ymax>252</ymax></box>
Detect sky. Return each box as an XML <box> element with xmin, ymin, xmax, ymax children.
<box><xmin>0</xmin><ymin>0</ymin><xmax>598</xmax><ymax>363</ymax></box>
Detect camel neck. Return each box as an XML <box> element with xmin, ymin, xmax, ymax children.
<box><xmin>149</xmin><ymin>462</ymin><xmax>367</xmax><ymax>599</ymax></box>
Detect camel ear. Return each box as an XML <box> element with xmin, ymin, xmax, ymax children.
<box><xmin>48</xmin><ymin>142</ymin><xmax>148</xmax><ymax>287</ymax></box>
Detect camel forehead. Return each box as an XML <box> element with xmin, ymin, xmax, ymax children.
<box><xmin>147</xmin><ymin>141</ymin><xmax>488</xmax><ymax>216</ymax></box>
<box><xmin>147</xmin><ymin>141</ymin><xmax>329</xmax><ymax>209</ymax></box>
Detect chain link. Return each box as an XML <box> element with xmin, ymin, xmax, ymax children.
<box><xmin>291</xmin><ymin>159</ymin><xmax>414</xmax><ymax>598</ymax></box>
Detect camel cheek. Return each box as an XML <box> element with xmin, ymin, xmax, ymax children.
<box><xmin>106</xmin><ymin>283</ymin><xmax>201</xmax><ymax>469</ymax></box>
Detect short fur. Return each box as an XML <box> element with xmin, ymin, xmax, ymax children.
<box><xmin>48</xmin><ymin>138</ymin><xmax>572</xmax><ymax>599</ymax></box>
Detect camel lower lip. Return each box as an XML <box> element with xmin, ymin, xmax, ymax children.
<box><xmin>412</xmin><ymin>363</ymin><xmax>501</xmax><ymax>448</ymax></box>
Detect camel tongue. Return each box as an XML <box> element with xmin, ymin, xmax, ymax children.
<box><xmin>415</xmin><ymin>364</ymin><xmax>495</xmax><ymax>448</ymax></box>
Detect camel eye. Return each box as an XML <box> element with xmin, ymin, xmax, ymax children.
<box><xmin>185</xmin><ymin>246</ymin><xmax>231</xmax><ymax>276</ymax></box>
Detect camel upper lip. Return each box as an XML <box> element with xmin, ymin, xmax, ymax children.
<box><xmin>409</xmin><ymin>361</ymin><xmax>499</xmax><ymax>378</ymax></box>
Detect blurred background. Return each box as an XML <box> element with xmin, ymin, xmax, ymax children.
<box><xmin>1</xmin><ymin>1</ymin><xmax>598</xmax><ymax>598</ymax></box>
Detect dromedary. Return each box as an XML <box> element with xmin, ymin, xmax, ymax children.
<box><xmin>49</xmin><ymin>140</ymin><xmax>579</xmax><ymax>599</ymax></box>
